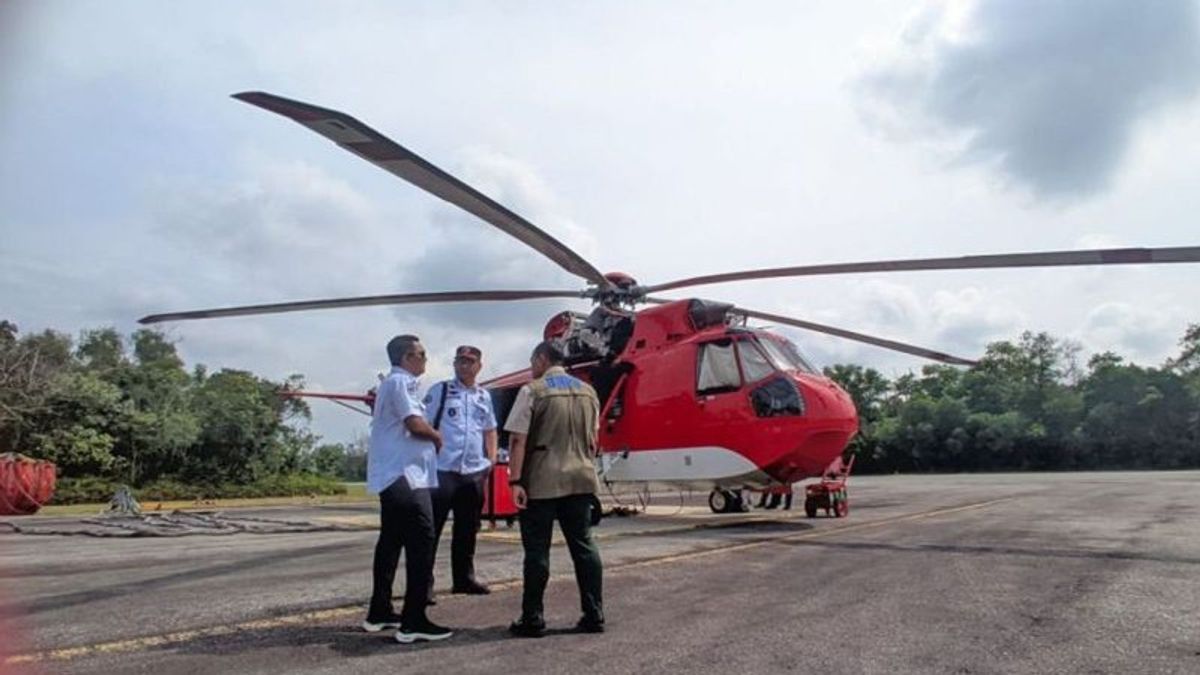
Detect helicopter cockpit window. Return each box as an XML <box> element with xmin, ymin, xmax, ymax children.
<box><xmin>697</xmin><ymin>340</ymin><xmax>741</xmax><ymax>394</ymax></box>
<box><xmin>737</xmin><ymin>339</ymin><xmax>776</xmax><ymax>383</ymax></box>
<box><xmin>750</xmin><ymin>377</ymin><xmax>805</xmax><ymax>417</ymax></box>
<box><xmin>757</xmin><ymin>337</ymin><xmax>801</xmax><ymax>373</ymax></box>
<box><xmin>774</xmin><ymin>337</ymin><xmax>820</xmax><ymax>375</ymax></box>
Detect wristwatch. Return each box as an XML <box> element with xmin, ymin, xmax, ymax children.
<box><xmin>508</xmin><ymin>478</ymin><xmax>524</xmax><ymax>487</ymax></box>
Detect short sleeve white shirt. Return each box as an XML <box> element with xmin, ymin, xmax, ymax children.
<box><xmin>367</xmin><ymin>367</ymin><xmax>439</xmax><ymax>494</ymax></box>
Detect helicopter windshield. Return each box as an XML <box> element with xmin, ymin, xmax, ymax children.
<box><xmin>759</xmin><ymin>335</ymin><xmax>820</xmax><ymax>375</ymax></box>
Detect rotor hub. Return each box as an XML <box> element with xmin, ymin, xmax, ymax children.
<box><xmin>603</xmin><ymin>272</ymin><xmax>639</xmax><ymax>289</ymax></box>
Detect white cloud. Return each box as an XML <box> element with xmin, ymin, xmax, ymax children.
<box><xmin>1078</xmin><ymin>301</ymin><xmax>1183</xmax><ymax>364</ymax></box>
<box><xmin>150</xmin><ymin>157</ymin><xmax>390</xmax><ymax>297</ymax></box>
<box><xmin>929</xmin><ymin>286</ymin><xmax>1026</xmax><ymax>347</ymax></box>
<box><xmin>856</xmin><ymin>0</ymin><xmax>1200</xmax><ymax>199</ymax></box>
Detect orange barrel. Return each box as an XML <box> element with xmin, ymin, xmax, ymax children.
<box><xmin>0</xmin><ymin>453</ymin><xmax>58</xmax><ymax>515</ymax></box>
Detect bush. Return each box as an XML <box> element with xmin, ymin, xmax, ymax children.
<box><xmin>52</xmin><ymin>476</ymin><xmax>124</xmax><ymax>504</ymax></box>
<box><xmin>137</xmin><ymin>479</ymin><xmax>209</xmax><ymax>501</ymax></box>
<box><xmin>215</xmin><ymin>473</ymin><xmax>347</xmax><ymax>499</ymax></box>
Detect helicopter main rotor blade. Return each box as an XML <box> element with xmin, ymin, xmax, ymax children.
<box><xmin>734</xmin><ymin>307</ymin><xmax>978</xmax><ymax>366</ymax></box>
<box><xmin>643</xmin><ymin>246</ymin><xmax>1200</xmax><ymax>294</ymax></box>
<box><xmin>138</xmin><ymin>290</ymin><xmax>584</xmax><ymax>325</ymax></box>
<box><xmin>233</xmin><ymin>91</ymin><xmax>611</xmax><ymax>288</ymax></box>
<box><xmin>640</xmin><ymin>297</ymin><xmax>977</xmax><ymax>365</ymax></box>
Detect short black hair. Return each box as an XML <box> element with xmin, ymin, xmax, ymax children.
<box><xmin>531</xmin><ymin>340</ymin><xmax>565</xmax><ymax>365</ymax></box>
<box><xmin>387</xmin><ymin>334</ymin><xmax>421</xmax><ymax>367</ymax></box>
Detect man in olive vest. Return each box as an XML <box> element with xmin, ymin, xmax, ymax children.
<box><xmin>505</xmin><ymin>340</ymin><xmax>604</xmax><ymax>637</ymax></box>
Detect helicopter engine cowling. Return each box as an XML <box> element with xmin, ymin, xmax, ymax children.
<box><xmin>542</xmin><ymin>308</ymin><xmax>635</xmax><ymax>365</ymax></box>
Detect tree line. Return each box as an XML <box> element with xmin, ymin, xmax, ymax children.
<box><xmin>3</xmin><ymin>319</ymin><xmax>1197</xmax><ymax>503</ymax></box>
<box><xmin>0</xmin><ymin>320</ymin><xmax>355</xmax><ymax>502</ymax></box>
<box><xmin>824</xmin><ymin>326</ymin><xmax>1200</xmax><ymax>473</ymax></box>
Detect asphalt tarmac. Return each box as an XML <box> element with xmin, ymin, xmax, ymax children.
<box><xmin>2</xmin><ymin>471</ymin><xmax>1198</xmax><ymax>674</ymax></box>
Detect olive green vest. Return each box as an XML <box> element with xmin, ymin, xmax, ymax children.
<box><xmin>523</xmin><ymin>368</ymin><xmax>601</xmax><ymax>499</ymax></box>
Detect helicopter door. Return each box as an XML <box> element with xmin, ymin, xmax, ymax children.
<box><xmin>691</xmin><ymin>339</ymin><xmax>759</xmax><ymax>482</ymax></box>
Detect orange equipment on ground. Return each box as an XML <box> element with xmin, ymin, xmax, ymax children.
<box><xmin>0</xmin><ymin>453</ymin><xmax>57</xmax><ymax>516</ymax></box>
<box><xmin>804</xmin><ymin>454</ymin><xmax>855</xmax><ymax>518</ymax></box>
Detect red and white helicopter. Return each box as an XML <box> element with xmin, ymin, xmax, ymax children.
<box><xmin>140</xmin><ymin>92</ymin><xmax>1200</xmax><ymax>513</ymax></box>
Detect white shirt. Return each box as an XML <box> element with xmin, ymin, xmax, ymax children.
<box><xmin>367</xmin><ymin>366</ymin><xmax>439</xmax><ymax>494</ymax></box>
<box><xmin>425</xmin><ymin>378</ymin><xmax>497</xmax><ymax>475</ymax></box>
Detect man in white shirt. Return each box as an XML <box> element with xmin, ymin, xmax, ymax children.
<box><xmin>363</xmin><ymin>334</ymin><xmax>452</xmax><ymax>644</ymax></box>
<box><xmin>426</xmin><ymin>345</ymin><xmax>498</xmax><ymax>596</ymax></box>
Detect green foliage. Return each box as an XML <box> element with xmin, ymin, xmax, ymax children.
<box><xmin>0</xmin><ymin>325</ymin><xmax>75</xmax><ymax>452</ymax></box>
<box><xmin>1</xmin><ymin>321</ymin><xmax>320</xmax><ymax>495</ymax></box>
<box><xmin>311</xmin><ymin>443</ymin><xmax>348</xmax><ymax>477</ymax></box>
<box><xmin>52</xmin><ymin>476</ymin><xmax>126</xmax><ymax>504</ymax></box>
<box><xmin>822</xmin><ymin>327</ymin><xmax>1200</xmax><ymax>474</ymax></box>
<box><xmin>307</xmin><ymin>438</ymin><xmax>368</xmax><ymax>481</ymax></box>
<box><xmin>26</xmin><ymin>371</ymin><xmax>127</xmax><ymax>475</ymax></box>
<box><xmin>1168</xmin><ymin>323</ymin><xmax>1200</xmax><ymax>374</ymax></box>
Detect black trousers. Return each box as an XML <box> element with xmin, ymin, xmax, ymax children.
<box><xmin>369</xmin><ymin>476</ymin><xmax>435</xmax><ymax>623</ymax></box>
<box><xmin>518</xmin><ymin>494</ymin><xmax>603</xmax><ymax>621</ymax></box>
<box><xmin>431</xmin><ymin>469</ymin><xmax>487</xmax><ymax>587</ymax></box>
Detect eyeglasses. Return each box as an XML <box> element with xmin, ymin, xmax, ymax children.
<box><xmin>406</xmin><ymin>350</ymin><xmax>428</xmax><ymax>360</ymax></box>
<box><xmin>453</xmin><ymin>356</ymin><xmax>480</xmax><ymax>366</ymax></box>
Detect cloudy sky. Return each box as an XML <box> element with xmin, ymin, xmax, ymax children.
<box><xmin>3</xmin><ymin>0</ymin><xmax>1199</xmax><ymax>443</ymax></box>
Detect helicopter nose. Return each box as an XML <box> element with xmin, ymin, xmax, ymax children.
<box><xmin>748</xmin><ymin>374</ymin><xmax>857</xmax><ymax>482</ymax></box>
<box><xmin>791</xmin><ymin>373</ymin><xmax>856</xmax><ymax>422</ymax></box>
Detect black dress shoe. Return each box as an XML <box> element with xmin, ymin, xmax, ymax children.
<box><xmin>508</xmin><ymin>616</ymin><xmax>546</xmax><ymax>638</ymax></box>
<box><xmin>574</xmin><ymin>615</ymin><xmax>605</xmax><ymax>633</ymax></box>
<box><xmin>452</xmin><ymin>580</ymin><xmax>491</xmax><ymax>595</ymax></box>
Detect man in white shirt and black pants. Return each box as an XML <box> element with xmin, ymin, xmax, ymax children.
<box><xmin>426</xmin><ymin>344</ymin><xmax>499</xmax><ymax>597</ymax></box>
<box><xmin>363</xmin><ymin>334</ymin><xmax>453</xmax><ymax>643</ymax></box>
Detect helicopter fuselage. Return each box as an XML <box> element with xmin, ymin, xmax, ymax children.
<box><xmin>484</xmin><ymin>298</ymin><xmax>859</xmax><ymax>490</ymax></box>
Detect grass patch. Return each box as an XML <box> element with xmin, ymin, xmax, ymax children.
<box><xmin>45</xmin><ymin>474</ymin><xmax>365</xmax><ymax>510</ymax></box>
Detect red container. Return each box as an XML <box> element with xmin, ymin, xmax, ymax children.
<box><xmin>482</xmin><ymin>462</ymin><xmax>519</xmax><ymax>526</ymax></box>
<box><xmin>0</xmin><ymin>453</ymin><xmax>58</xmax><ymax>516</ymax></box>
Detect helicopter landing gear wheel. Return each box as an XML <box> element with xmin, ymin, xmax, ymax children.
<box><xmin>708</xmin><ymin>489</ymin><xmax>744</xmax><ymax>514</ymax></box>
<box><xmin>708</xmin><ymin>489</ymin><xmax>729</xmax><ymax>513</ymax></box>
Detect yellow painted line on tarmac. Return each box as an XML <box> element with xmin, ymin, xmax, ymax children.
<box><xmin>4</xmin><ymin>496</ymin><xmax>1010</xmax><ymax>666</ymax></box>
<box><xmin>311</xmin><ymin>514</ymin><xmax>378</xmax><ymax>529</ymax></box>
